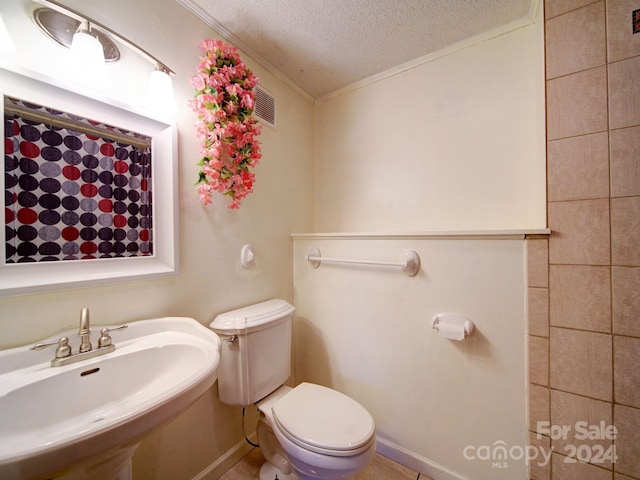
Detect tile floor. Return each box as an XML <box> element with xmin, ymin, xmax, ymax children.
<box><xmin>218</xmin><ymin>448</ymin><xmax>433</xmax><ymax>480</ymax></box>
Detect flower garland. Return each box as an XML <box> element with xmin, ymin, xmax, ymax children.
<box><xmin>189</xmin><ymin>39</ymin><xmax>262</xmax><ymax>208</ymax></box>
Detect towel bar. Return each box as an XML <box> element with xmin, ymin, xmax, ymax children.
<box><xmin>305</xmin><ymin>248</ymin><xmax>420</xmax><ymax>277</ymax></box>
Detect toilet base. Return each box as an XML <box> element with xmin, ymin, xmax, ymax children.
<box><xmin>259</xmin><ymin>461</ymin><xmax>299</xmax><ymax>480</ymax></box>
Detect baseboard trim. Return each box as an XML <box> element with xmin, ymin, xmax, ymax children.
<box><xmin>193</xmin><ymin>439</ymin><xmax>253</xmax><ymax>480</ymax></box>
<box><xmin>376</xmin><ymin>436</ymin><xmax>469</xmax><ymax>480</ymax></box>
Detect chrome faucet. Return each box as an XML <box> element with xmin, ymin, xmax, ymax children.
<box><xmin>31</xmin><ymin>307</ymin><xmax>128</xmax><ymax>367</ymax></box>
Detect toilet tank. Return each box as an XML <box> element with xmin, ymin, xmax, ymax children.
<box><xmin>210</xmin><ymin>299</ymin><xmax>295</xmax><ymax>407</ymax></box>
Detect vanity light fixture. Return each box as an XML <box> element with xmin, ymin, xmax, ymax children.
<box><xmin>0</xmin><ymin>12</ymin><xmax>16</xmax><ymax>53</ymax></box>
<box><xmin>33</xmin><ymin>0</ymin><xmax>176</xmax><ymax>117</ymax></box>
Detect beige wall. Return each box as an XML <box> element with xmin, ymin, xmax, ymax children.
<box><xmin>0</xmin><ymin>0</ymin><xmax>314</xmax><ymax>478</ymax></box>
<box><xmin>312</xmin><ymin>11</ymin><xmax>546</xmax><ymax>232</ymax></box>
<box><xmin>528</xmin><ymin>0</ymin><xmax>640</xmax><ymax>478</ymax></box>
<box><xmin>293</xmin><ymin>235</ymin><xmax>529</xmax><ymax>479</ymax></box>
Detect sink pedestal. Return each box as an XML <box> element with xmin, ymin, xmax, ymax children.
<box><xmin>54</xmin><ymin>443</ymin><xmax>140</xmax><ymax>480</ymax></box>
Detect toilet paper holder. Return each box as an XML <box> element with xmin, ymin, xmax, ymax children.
<box><xmin>432</xmin><ymin>313</ymin><xmax>475</xmax><ymax>339</ymax></box>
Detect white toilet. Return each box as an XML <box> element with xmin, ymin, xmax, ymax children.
<box><xmin>210</xmin><ymin>299</ymin><xmax>376</xmax><ymax>480</ymax></box>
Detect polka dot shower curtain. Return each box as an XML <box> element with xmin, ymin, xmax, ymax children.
<box><xmin>4</xmin><ymin>97</ymin><xmax>153</xmax><ymax>263</ymax></box>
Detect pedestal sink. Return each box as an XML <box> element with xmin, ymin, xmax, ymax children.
<box><xmin>0</xmin><ymin>317</ymin><xmax>221</xmax><ymax>480</ymax></box>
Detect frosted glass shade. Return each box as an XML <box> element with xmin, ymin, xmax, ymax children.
<box><xmin>70</xmin><ymin>30</ymin><xmax>104</xmax><ymax>64</ymax></box>
<box><xmin>143</xmin><ymin>69</ymin><xmax>177</xmax><ymax>117</ymax></box>
<box><xmin>68</xmin><ymin>30</ymin><xmax>110</xmax><ymax>89</ymax></box>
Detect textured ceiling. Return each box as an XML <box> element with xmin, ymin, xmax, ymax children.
<box><xmin>180</xmin><ymin>0</ymin><xmax>536</xmax><ymax>99</ymax></box>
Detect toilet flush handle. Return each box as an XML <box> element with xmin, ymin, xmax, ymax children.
<box><xmin>223</xmin><ymin>335</ymin><xmax>239</xmax><ymax>343</ymax></box>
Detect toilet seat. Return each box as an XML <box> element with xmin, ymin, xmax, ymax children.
<box><xmin>272</xmin><ymin>383</ymin><xmax>375</xmax><ymax>457</ymax></box>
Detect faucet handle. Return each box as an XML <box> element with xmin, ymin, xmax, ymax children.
<box><xmin>97</xmin><ymin>325</ymin><xmax>128</xmax><ymax>348</ymax></box>
<box><xmin>31</xmin><ymin>337</ymin><xmax>72</xmax><ymax>358</ymax></box>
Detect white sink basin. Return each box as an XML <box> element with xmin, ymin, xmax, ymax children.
<box><xmin>0</xmin><ymin>317</ymin><xmax>221</xmax><ymax>479</ymax></box>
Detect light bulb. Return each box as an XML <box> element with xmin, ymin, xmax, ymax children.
<box><xmin>143</xmin><ymin>67</ymin><xmax>177</xmax><ymax>117</ymax></box>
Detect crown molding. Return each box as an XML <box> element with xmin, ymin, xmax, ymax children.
<box><xmin>177</xmin><ymin>0</ymin><xmax>314</xmax><ymax>103</ymax></box>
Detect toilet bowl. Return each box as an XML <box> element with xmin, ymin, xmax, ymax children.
<box><xmin>256</xmin><ymin>384</ymin><xmax>376</xmax><ymax>480</ymax></box>
<box><xmin>210</xmin><ymin>299</ymin><xmax>376</xmax><ymax>480</ymax></box>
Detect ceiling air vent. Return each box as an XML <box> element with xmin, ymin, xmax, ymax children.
<box><xmin>254</xmin><ymin>85</ymin><xmax>276</xmax><ymax>127</ymax></box>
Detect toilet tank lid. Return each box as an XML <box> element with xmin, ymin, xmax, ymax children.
<box><xmin>210</xmin><ymin>299</ymin><xmax>295</xmax><ymax>333</ymax></box>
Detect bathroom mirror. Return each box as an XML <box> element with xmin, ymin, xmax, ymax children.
<box><xmin>0</xmin><ymin>67</ymin><xmax>177</xmax><ymax>296</ymax></box>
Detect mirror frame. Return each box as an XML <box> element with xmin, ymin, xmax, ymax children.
<box><xmin>0</xmin><ymin>67</ymin><xmax>178</xmax><ymax>297</ymax></box>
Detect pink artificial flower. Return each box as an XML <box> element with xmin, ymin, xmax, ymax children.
<box><xmin>241</xmin><ymin>170</ymin><xmax>254</xmax><ymax>188</ymax></box>
<box><xmin>225</xmin><ymin>102</ymin><xmax>238</xmax><ymax>116</ymax></box>
<box><xmin>194</xmin><ymin>120</ymin><xmax>209</xmax><ymax>139</ymax></box>
<box><xmin>190</xmin><ymin>74</ymin><xmax>206</xmax><ymax>90</ymax></box>
<box><xmin>214</xmin><ymin>108</ymin><xmax>228</xmax><ymax>122</ymax></box>
<box><xmin>197</xmin><ymin>56</ymin><xmax>215</xmax><ymax>73</ymax></box>
<box><xmin>190</xmin><ymin>38</ymin><xmax>262</xmax><ymax>209</ymax></box>
<box><xmin>225</xmin><ymin>83</ymin><xmax>243</xmax><ymax>96</ymax></box>
<box><xmin>240</xmin><ymin>93</ymin><xmax>254</xmax><ymax>109</ymax></box>
<box><xmin>200</xmin><ymin>108</ymin><xmax>218</xmax><ymax>124</ymax></box>
<box><xmin>199</xmin><ymin>39</ymin><xmax>225</xmax><ymax>53</ymax></box>
<box><xmin>222</xmin><ymin>65</ymin><xmax>238</xmax><ymax>79</ymax></box>
<box><xmin>212</xmin><ymin>124</ymin><xmax>227</xmax><ymax>139</ymax></box>
<box><xmin>197</xmin><ymin>183</ymin><xmax>213</xmax><ymax>205</ymax></box>
<box><xmin>192</xmin><ymin>93</ymin><xmax>215</xmax><ymax>110</ymax></box>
